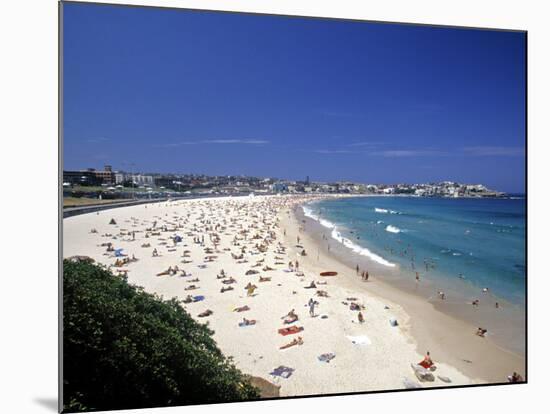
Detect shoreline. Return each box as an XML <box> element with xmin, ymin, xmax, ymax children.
<box><xmin>298</xmin><ymin>196</ymin><xmax>526</xmax><ymax>356</ymax></box>
<box><xmin>289</xmin><ymin>200</ymin><xmax>525</xmax><ymax>382</ymax></box>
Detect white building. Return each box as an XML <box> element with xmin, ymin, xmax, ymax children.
<box><xmin>115</xmin><ymin>173</ymin><xmax>154</xmax><ymax>187</ymax></box>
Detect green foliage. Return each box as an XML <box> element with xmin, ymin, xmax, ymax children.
<box><xmin>63</xmin><ymin>260</ymin><xmax>259</xmax><ymax>412</ymax></box>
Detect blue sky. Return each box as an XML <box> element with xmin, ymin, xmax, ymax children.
<box><xmin>63</xmin><ymin>2</ymin><xmax>526</xmax><ymax>192</ymax></box>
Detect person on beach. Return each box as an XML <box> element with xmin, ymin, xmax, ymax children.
<box><xmin>415</xmin><ymin>272</ymin><xmax>420</xmax><ymax>282</ymax></box>
<box><xmin>241</xmin><ymin>318</ymin><xmax>256</xmax><ymax>326</ymax></box>
<box><xmin>308</xmin><ymin>298</ymin><xmax>317</xmax><ymax>317</ymax></box>
<box><xmin>508</xmin><ymin>372</ymin><xmax>523</xmax><ymax>382</ymax></box>
<box><xmin>358</xmin><ymin>311</ymin><xmax>365</xmax><ymax>324</ymax></box>
<box><xmin>246</xmin><ymin>283</ymin><xmax>257</xmax><ymax>297</ymax></box>
<box><xmin>356</xmin><ymin>264</ymin><xmax>359</xmax><ymax>275</ymax></box>
<box><xmin>305</xmin><ymin>281</ymin><xmax>316</xmax><ymax>289</ymax></box>
<box><xmin>476</xmin><ymin>327</ymin><xmax>488</xmax><ymax>337</ymax></box>
<box><xmin>282</xmin><ymin>309</ymin><xmax>299</xmax><ymax>324</ymax></box>
<box><xmin>472</xmin><ymin>299</ymin><xmax>480</xmax><ymax>306</ymax></box>
<box><xmin>365</xmin><ymin>271</ymin><xmax>369</xmax><ymax>281</ymax></box>
<box><xmin>495</xmin><ymin>302</ymin><xmax>500</xmax><ymax>309</ymax></box>
<box><xmin>280</xmin><ymin>336</ymin><xmax>303</xmax><ymax>350</ymax></box>
<box><xmin>152</xmin><ymin>248</ymin><xmax>158</xmax><ymax>257</ymax></box>
<box><xmin>419</xmin><ymin>352</ymin><xmax>434</xmax><ymax>369</ymax></box>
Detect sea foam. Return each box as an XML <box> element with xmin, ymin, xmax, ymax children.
<box><xmin>330</xmin><ymin>228</ymin><xmax>396</xmax><ymax>267</ymax></box>
<box><xmin>385</xmin><ymin>225</ymin><xmax>401</xmax><ymax>234</ymax></box>
<box><xmin>303</xmin><ymin>206</ymin><xmax>335</xmax><ymax>229</ymax></box>
<box><xmin>302</xmin><ymin>205</ymin><xmax>395</xmax><ymax>267</ymax></box>
<box><xmin>375</xmin><ymin>207</ymin><xmax>400</xmax><ymax>214</ymax></box>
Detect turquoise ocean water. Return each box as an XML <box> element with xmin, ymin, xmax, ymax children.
<box><xmin>303</xmin><ymin>196</ymin><xmax>526</xmax><ymax>305</ymax></box>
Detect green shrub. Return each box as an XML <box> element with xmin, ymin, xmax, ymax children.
<box><xmin>63</xmin><ymin>260</ymin><xmax>259</xmax><ymax>412</ymax></box>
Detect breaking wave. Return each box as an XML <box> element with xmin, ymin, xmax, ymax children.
<box><xmin>302</xmin><ymin>205</ymin><xmax>395</xmax><ymax>267</ymax></box>
<box><xmin>385</xmin><ymin>225</ymin><xmax>401</xmax><ymax>234</ymax></box>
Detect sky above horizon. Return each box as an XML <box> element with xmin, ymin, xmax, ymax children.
<box><xmin>63</xmin><ymin>3</ymin><xmax>526</xmax><ymax>193</ymax></box>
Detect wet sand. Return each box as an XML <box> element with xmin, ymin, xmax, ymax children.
<box><xmin>290</xmin><ymin>202</ymin><xmax>525</xmax><ymax>382</ymax></box>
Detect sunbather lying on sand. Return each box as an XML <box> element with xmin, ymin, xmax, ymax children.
<box><xmin>476</xmin><ymin>327</ymin><xmax>488</xmax><ymax>337</ymax></box>
<box><xmin>221</xmin><ymin>286</ymin><xmax>234</xmax><ymax>293</ymax></box>
<box><xmin>198</xmin><ymin>309</ymin><xmax>213</xmax><ymax>318</ymax></box>
<box><xmin>157</xmin><ymin>266</ymin><xmax>174</xmax><ymax>276</ymax></box>
<box><xmin>280</xmin><ymin>336</ymin><xmax>303</xmax><ymax>350</ymax></box>
<box><xmin>233</xmin><ymin>305</ymin><xmax>250</xmax><ymax>312</ymax></box>
<box><xmin>240</xmin><ymin>318</ymin><xmax>256</xmax><ymax>326</ymax></box>
<box><xmin>350</xmin><ymin>302</ymin><xmax>365</xmax><ymax>311</ymax></box>
<box><xmin>259</xmin><ymin>276</ymin><xmax>271</xmax><ymax>282</ymax></box>
<box><xmin>184</xmin><ymin>285</ymin><xmax>199</xmax><ymax>291</ymax></box>
<box><xmin>222</xmin><ymin>277</ymin><xmax>237</xmax><ymax>284</ymax></box>
<box><xmin>316</xmin><ymin>290</ymin><xmax>329</xmax><ymax>298</ymax></box>
<box><xmin>304</xmin><ymin>281</ymin><xmax>316</xmax><ymax>289</ymax></box>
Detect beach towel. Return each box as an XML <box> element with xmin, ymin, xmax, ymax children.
<box><xmin>114</xmin><ymin>249</ymin><xmax>124</xmax><ymax>257</ymax></box>
<box><xmin>270</xmin><ymin>366</ymin><xmax>295</xmax><ymax>379</ymax></box>
<box><xmin>437</xmin><ymin>375</ymin><xmax>452</xmax><ymax>383</ymax></box>
<box><xmin>193</xmin><ymin>295</ymin><xmax>205</xmax><ymax>302</ymax></box>
<box><xmin>411</xmin><ymin>364</ymin><xmax>435</xmax><ymax>382</ymax></box>
<box><xmin>318</xmin><ymin>353</ymin><xmax>336</xmax><ymax>363</ymax></box>
<box><xmin>278</xmin><ymin>326</ymin><xmax>304</xmax><ymax>336</ymax></box>
<box><xmin>347</xmin><ymin>335</ymin><xmax>371</xmax><ymax>346</ymax></box>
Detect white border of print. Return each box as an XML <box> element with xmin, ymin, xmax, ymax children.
<box><xmin>1</xmin><ymin>0</ymin><xmax>547</xmax><ymax>413</ymax></box>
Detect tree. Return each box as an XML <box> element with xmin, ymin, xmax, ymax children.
<box><xmin>63</xmin><ymin>260</ymin><xmax>259</xmax><ymax>412</ymax></box>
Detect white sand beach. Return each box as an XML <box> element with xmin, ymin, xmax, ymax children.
<box><xmin>63</xmin><ymin>194</ymin><xmax>522</xmax><ymax>396</ymax></box>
